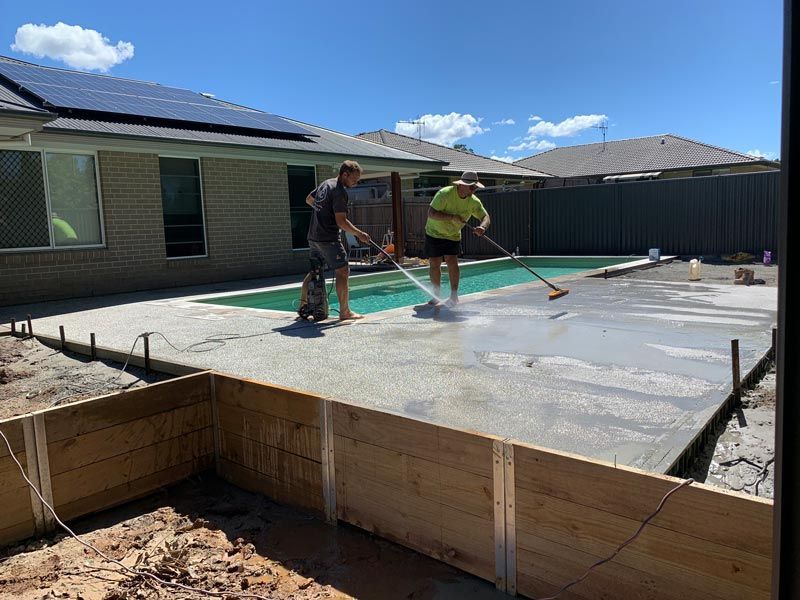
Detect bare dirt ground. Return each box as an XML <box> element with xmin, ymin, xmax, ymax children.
<box><xmin>617</xmin><ymin>257</ymin><xmax>778</xmax><ymax>498</ymax></box>
<box><xmin>0</xmin><ymin>257</ymin><xmax>778</xmax><ymax>599</ymax></box>
<box><xmin>0</xmin><ymin>476</ymin><xmax>500</xmax><ymax>600</ymax></box>
<box><xmin>0</xmin><ymin>335</ymin><xmax>169</xmax><ymax>418</ymax></box>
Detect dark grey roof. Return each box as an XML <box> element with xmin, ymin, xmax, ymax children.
<box><xmin>356</xmin><ymin>129</ymin><xmax>552</xmax><ymax>178</ymax></box>
<box><xmin>0</xmin><ymin>82</ymin><xmax>54</xmax><ymax>116</ymax></box>
<box><xmin>0</xmin><ymin>73</ymin><xmax>439</xmax><ymax>166</ymax></box>
<box><xmin>513</xmin><ymin>134</ymin><xmax>775</xmax><ymax>177</ymax></box>
<box><xmin>42</xmin><ymin>117</ymin><xmax>441</xmax><ymax>164</ymax></box>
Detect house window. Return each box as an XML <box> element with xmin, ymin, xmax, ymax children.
<box><xmin>46</xmin><ymin>152</ymin><xmax>103</xmax><ymax>247</ymax></box>
<box><xmin>159</xmin><ymin>157</ymin><xmax>206</xmax><ymax>258</ymax></box>
<box><xmin>0</xmin><ymin>149</ymin><xmax>103</xmax><ymax>251</ymax></box>
<box><xmin>287</xmin><ymin>165</ymin><xmax>316</xmax><ymax>249</ymax></box>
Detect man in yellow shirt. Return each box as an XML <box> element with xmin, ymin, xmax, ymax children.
<box><xmin>424</xmin><ymin>171</ymin><xmax>491</xmax><ymax>305</ymax></box>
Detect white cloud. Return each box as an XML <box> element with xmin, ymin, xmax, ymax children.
<box><xmin>507</xmin><ymin>139</ymin><xmax>556</xmax><ymax>153</ymax></box>
<box><xmin>527</xmin><ymin>114</ymin><xmax>607</xmax><ymax>138</ymax></box>
<box><xmin>395</xmin><ymin>112</ymin><xmax>486</xmax><ymax>146</ymax></box>
<box><xmin>769</xmin><ymin>80</ymin><xmax>780</xmax><ymax>85</ymax></box>
<box><xmin>746</xmin><ymin>149</ymin><xmax>779</xmax><ymax>160</ymax></box>
<box><xmin>490</xmin><ymin>155</ymin><xmax>519</xmax><ymax>163</ymax></box>
<box><xmin>11</xmin><ymin>22</ymin><xmax>134</xmax><ymax>71</ymax></box>
<box><xmin>492</xmin><ymin>118</ymin><xmax>515</xmax><ymax>126</ymax></box>
<box><xmin>528</xmin><ymin>115</ymin><xmax>542</xmax><ymax>121</ymax></box>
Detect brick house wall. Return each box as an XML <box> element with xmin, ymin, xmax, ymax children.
<box><xmin>0</xmin><ymin>151</ymin><xmax>333</xmax><ymax>306</ymax></box>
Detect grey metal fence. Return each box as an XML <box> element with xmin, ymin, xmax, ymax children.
<box><xmin>349</xmin><ymin>171</ymin><xmax>779</xmax><ymax>258</ymax></box>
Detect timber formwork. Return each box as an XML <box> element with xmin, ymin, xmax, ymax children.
<box><xmin>0</xmin><ymin>371</ymin><xmax>773</xmax><ymax>599</ymax></box>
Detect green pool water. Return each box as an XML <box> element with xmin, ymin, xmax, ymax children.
<box><xmin>196</xmin><ymin>257</ymin><xmax>634</xmax><ymax>315</ymax></box>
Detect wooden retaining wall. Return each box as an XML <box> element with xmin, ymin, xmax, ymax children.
<box><xmin>212</xmin><ymin>374</ymin><xmax>325</xmax><ymax>517</ymax></box>
<box><xmin>0</xmin><ymin>371</ymin><xmax>774</xmax><ymax>598</ymax></box>
<box><xmin>0</xmin><ymin>373</ymin><xmax>214</xmax><ymax>546</ymax></box>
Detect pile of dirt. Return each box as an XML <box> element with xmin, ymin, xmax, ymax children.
<box><xmin>0</xmin><ymin>336</ymin><xmax>170</xmax><ymax>419</ymax></box>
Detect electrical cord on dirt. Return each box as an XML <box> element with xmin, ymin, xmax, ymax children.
<box><xmin>535</xmin><ymin>478</ymin><xmax>694</xmax><ymax>600</ymax></box>
<box><xmin>49</xmin><ymin>333</ymin><xmax>148</xmax><ymax>407</ymax></box>
<box><xmin>0</xmin><ymin>429</ymin><xmax>275</xmax><ymax>600</ymax></box>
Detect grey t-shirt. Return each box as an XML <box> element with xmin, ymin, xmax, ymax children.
<box><xmin>307</xmin><ymin>177</ymin><xmax>348</xmax><ymax>242</ymax></box>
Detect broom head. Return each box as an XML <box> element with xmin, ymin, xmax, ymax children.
<box><xmin>548</xmin><ymin>288</ymin><xmax>569</xmax><ymax>300</ymax></box>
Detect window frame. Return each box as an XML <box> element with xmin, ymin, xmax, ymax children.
<box><xmin>287</xmin><ymin>162</ymin><xmax>317</xmax><ymax>252</ymax></box>
<box><xmin>0</xmin><ymin>147</ymin><xmax>106</xmax><ymax>253</ymax></box>
<box><xmin>158</xmin><ymin>155</ymin><xmax>209</xmax><ymax>260</ymax></box>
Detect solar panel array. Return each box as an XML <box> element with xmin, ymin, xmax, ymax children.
<box><xmin>0</xmin><ymin>61</ymin><xmax>315</xmax><ymax>136</ymax></box>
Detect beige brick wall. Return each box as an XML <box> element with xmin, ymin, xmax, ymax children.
<box><xmin>0</xmin><ymin>151</ymin><xmax>307</xmax><ymax>306</ymax></box>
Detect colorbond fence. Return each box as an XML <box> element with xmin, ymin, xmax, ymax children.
<box><xmin>351</xmin><ymin>171</ymin><xmax>779</xmax><ymax>258</ymax></box>
<box><xmin>0</xmin><ymin>372</ymin><xmax>773</xmax><ymax>599</ymax></box>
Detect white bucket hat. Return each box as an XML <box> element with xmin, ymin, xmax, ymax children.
<box><xmin>453</xmin><ymin>171</ymin><xmax>484</xmax><ymax>188</ymax></box>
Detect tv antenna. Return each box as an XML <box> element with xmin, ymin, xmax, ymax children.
<box><xmin>398</xmin><ymin>117</ymin><xmax>425</xmax><ymax>142</ymax></box>
<box><xmin>593</xmin><ymin>119</ymin><xmax>609</xmax><ymax>150</ymax></box>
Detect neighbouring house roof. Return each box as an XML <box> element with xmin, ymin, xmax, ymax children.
<box><xmin>356</xmin><ymin>129</ymin><xmax>553</xmax><ymax>179</ymax></box>
<box><xmin>513</xmin><ymin>134</ymin><xmax>777</xmax><ymax>178</ymax></box>
<box><xmin>0</xmin><ymin>56</ymin><xmax>441</xmax><ymax>168</ymax></box>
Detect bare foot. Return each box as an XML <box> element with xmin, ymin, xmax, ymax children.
<box><xmin>339</xmin><ymin>312</ymin><xmax>365</xmax><ymax>321</ymax></box>
<box><xmin>446</xmin><ymin>295</ymin><xmax>459</xmax><ymax>306</ymax></box>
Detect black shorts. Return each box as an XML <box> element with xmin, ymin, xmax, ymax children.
<box><xmin>424</xmin><ymin>234</ymin><xmax>461</xmax><ymax>258</ymax></box>
<box><xmin>308</xmin><ymin>239</ymin><xmax>348</xmax><ymax>270</ymax></box>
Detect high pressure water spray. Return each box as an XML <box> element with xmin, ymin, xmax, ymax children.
<box><xmin>367</xmin><ymin>239</ymin><xmax>445</xmax><ymax>304</ymax></box>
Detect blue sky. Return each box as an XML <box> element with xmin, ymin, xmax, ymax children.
<box><xmin>0</xmin><ymin>0</ymin><xmax>783</xmax><ymax>162</ymax></box>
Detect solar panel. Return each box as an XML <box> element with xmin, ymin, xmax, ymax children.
<box><xmin>0</xmin><ymin>61</ymin><xmax>316</xmax><ymax>136</ymax></box>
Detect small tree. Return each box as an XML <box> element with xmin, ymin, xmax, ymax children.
<box><xmin>453</xmin><ymin>143</ymin><xmax>475</xmax><ymax>154</ymax></box>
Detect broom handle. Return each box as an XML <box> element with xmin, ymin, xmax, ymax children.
<box><xmin>469</xmin><ymin>226</ymin><xmax>562</xmax><ymax>292</ymax></box>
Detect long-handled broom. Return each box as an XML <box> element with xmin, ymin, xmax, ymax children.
<box><xmin>470</xmin><ymin>226</ymin><xmax>569</xmax><ymax>300</ymax></box>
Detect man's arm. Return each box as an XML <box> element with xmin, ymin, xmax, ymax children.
<box><xmin>335</xmin><ymin>213</ymin><xmax>371</xmax><ymax>243</ymax></box>
<box><xmin>428</xmin><ymin>206</ymin><xmax>464</xmax><ymax>224</ymax></box>
<box><xmin>473</xmin><ymin>212</ymin><xmax>491</xmax><ymax>236</ymax></box>
<box><xmin>305</xmin><ymin>193</ymin><xmax>315</xmax><ymax>207</ymax></box>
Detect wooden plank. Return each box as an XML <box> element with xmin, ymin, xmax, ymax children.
<box><xmin>0</xmin><ymin>452</ymin><xmax>29</xmax><ymax>489</ymax></box>
<box><xmin>333</xmin><ymin>402</ymin><xmax>497</xmax><ymax>478</ymax></box>
<box><xmin>503</xmin><ymin>441</ymin><xmax>517</xmax><ymax>596</ymax></box>
<box><xmin>0</xmin><ymin>483</ymin><xmax>35</xmax><ymax>536</ymax></box>
<box><xmin>515</xmin><ymin>487</ymin><xmax>771</xmax><ymax>597</ymax></box>
<box><xmin>0</xmin><ymin>520</ymin><xmax>36</xmax><ymax>549</ymax></box>
<box><xmin>334</xmin><ymin>434</ymin><xmax>493</xmax><ymax>520</ymax></box>
<box><xmin>518</xmin><ymin>544</ymin><xmax>667</xmax><ymax>600</ymax></box>
<box><xmin>336</xmin><ymin>469</ymin><xmax>495</xmax><ymax>581</ymax></box>
<box><xmin>513</xmin><ymin>442</ymin><xmax>773</xmax><ymax>557</ymax></box>
<box><xmin>213</xmin><ymin>373</ymin><xmax>321</xmax><ymax>426</ymax></box>
<box><xmin>492</xmin><ymin>439</ymin><xmax>506</xmax><ymax>591</ymax></box>
<box><xmin>219</xmin><ymin>457</ymin><xmax>324</xmax><ymax>517</ymax></box>
<box><xmin>0</xmin><ymin>416</ymin><xmax>25</xmax><ymax>458</ymax></box>
<box><xmin>56</xmin><ymin>457</ymin><xmax>212</xmax><ymax>523</ymax></box>
<box><xmin>22</xmin><ymin>415</ymin><xmax>45</xmax><ymax>533</ymax></box>
<box><xmin>33</xmin><ymin>413</ymin><xmax>55</xmax><ymax>531</ymax></box>
<box><xmin>516</xmin><ymin>534</ymin><xmax>763</xmax><ymax>600</ymax></box>
<box><xmin>47</xmin><ymin>402</ymin><xmax>211</xmax><ymax>476</ymax></box>
<box><xmin>218</xmin><ymin>430</ymin><xmax>322</xmax><ymax>495</ymax></box>
<box><xmin>217</xmin><ymin>403</ymin><xmax>321</xmax><ymax>462</ymax></box>
<box><xmin>321</xmin><ymin>399</ymin><xmax>336</xmax><ymax>524</ymax></box>
<box><xmin>51</xmin><ymin>428</ymin><xmax>213</xmax><ymax>508</ymax></box>
<box><xmin>42</xmin><ymin>373</ymin><xmax>211</xmax><ymax>443</ymax></box>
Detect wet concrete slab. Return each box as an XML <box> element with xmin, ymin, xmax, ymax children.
<box><xmin>1</xmin><ymin>275</ymin><xmax>776</xmax><ymax>473</ymax></box>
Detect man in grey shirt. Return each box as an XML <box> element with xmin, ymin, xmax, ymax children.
<box><xmin>299</xmin><ymin>160</ymin><xmax>371</xmax><ymax>320</ymax></box>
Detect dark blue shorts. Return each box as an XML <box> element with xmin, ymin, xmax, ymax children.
<box><xmin>424</xmin><ymin>234</ymin><xmax>461</xmax><ymax>258</ymax></box>
<box><xmin>309</xmin><ymin>239</ymin><xmax>348</xmax><ymax>270</ymax></box>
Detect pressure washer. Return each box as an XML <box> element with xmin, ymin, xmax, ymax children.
<box><xmin>297</xmin><ymin>255</ymin><xmax>329</xmax><ymax>321</ymax></box>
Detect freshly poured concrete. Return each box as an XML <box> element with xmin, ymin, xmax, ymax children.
<box><xmin>1</xmin><ymin>274</ymin><xmax>776</xmax><ymax>473</ymax></box>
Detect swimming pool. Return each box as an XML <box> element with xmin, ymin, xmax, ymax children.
<box><xmin>196</xmin><ymin>257</ymin><xmax>636</xmax><ymax>315</ymax></box>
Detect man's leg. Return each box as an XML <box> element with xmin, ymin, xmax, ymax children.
<box><xmin>444</xmin><ymin>254</ymin><xmax>460</xmax><ymax>303</ymax></box>
<box><xmin>428</xmin><ymin>256</ymin><xmax>443</xmax><ymax>303</ymax></box>
<box><xmin>336</xmin><ymin>264</ymin><xmax>363</xmax><ymax>320</ymax></box>
<box><xmin>299</xmin><ymin>271</ymin><xmax>313</xmax><ymax>306</ymax></box>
